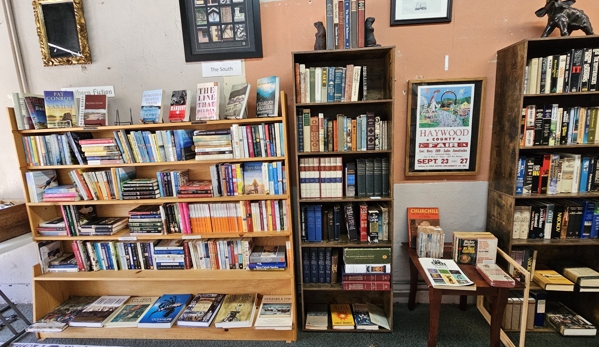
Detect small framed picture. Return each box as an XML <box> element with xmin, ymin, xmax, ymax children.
<box><xmin>405</xmin><ymin>78</ymin><xmax>485</xmax><ymax>176</ymax></box>
<box><xmin>391</xmin><ymin>0</ymin><xmax>452</xmax><ymax>26</ymax></box>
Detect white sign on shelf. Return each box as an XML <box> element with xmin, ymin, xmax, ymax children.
<box><xmin>61</xmin><ymin>86</ymin><xmax>115</xmax><ymax>98</ymax></box>
<box><xmin>202</xmin><ymin>61</ymin><xmax>242</xmax><ymax>77</ymax></box>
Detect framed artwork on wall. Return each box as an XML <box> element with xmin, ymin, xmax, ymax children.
<box><xmin>178</xmin><ymin>0</ymin><xmax>263</xmax><ymax>62</ymax></box>
<box><xmin>405</xmin><ymin>78</ymin><xmax>485</xmax><ymax>176</ymax></box>
<box><xmin>390</xmin><ymin>0</ymin><xmax>452</xmax><ymax>26</ymax></box>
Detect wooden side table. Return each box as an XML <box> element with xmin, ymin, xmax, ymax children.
<box><xmin>405</xmin><ymin>244</ymin><xmax>522</xmax><ymax>347</ymax></box>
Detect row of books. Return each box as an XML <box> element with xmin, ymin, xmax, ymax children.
<box><xmin>299</xmin><ymin>157</ymin><xmax>389</xmax><ymax>199</ymax></box>
<box><xmin>512</xmin><ymin>199</ymin><xmax>599</xmax><ymax>240</ymax></box>
<box><xmin>305</xmin><ymin>302</ymin><xmax>390</xmax><ymax>331</ymax></box>
<box><xmin>297</xmin><ymin>111</ymin><xmax>388</xmax><ymax>153</ymax></box>
<box><xmin>296</xmin><ymin>64</ymin><xmax>365</xmax><ymax>104</ymax></box>
<box><xmin>323</xmin><ymin>0</ymin><xmax>367</xmax><ymax>51</ymax></box>
<box><xmin>301</xmin><ymin>202</ymin><xmax>389</xmax><ymax>243</ymax></box>
<box><xmin>516</xmin><ymin>154</ymin><xmax>599</xmax><ymax>196</ymax></box>
<box><xmin>28</xmin><ymin>293</ymin><xmax>292</xmax><ymax>331</ymax></box>
<box><xmin>521</xmin><ymin>104</ymin><xmax>599</xmax><ymax>147</ymax></box>
<box><xmin>524</xmin><ymin>47</ymin><xmax>599</xmax><ymax>95</ymax></box>
<box><xmin>213</xmin><ymin>161</ymin><xmax>287</xmax><ymax>197</ymax></box>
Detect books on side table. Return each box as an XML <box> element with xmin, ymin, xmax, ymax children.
<box><xmin>417</xmin><ymin>258</ymin><xmax>476</xmax><ymax>291</ymax></box>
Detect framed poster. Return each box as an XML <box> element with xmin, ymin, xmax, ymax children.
<box><xmin>405</xmin><ymin>78</ymin><xmax>485</xmax><ymax>176</ymax></box>
<box><xmin>178</xmin><ymin>0</ymin><xmax>263</xmax><ymax>62</ymax></box>
<box><xmin>390</xmin><ymin>0</ymin><xmax>452</xmax><ymax>26</ymax></box>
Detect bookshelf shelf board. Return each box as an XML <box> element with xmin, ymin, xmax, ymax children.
<box><xmin>523</xmin><ymin>91</ymin><xmax>599</xmax><ymax>97</ymax></box>
<box><xmin>298</xmin><ymin>197</ymin><xmax>392</xmax><ymax>203</ymax></box>
<box><xmin>513</xmin><ymin>192</ymin><xmax>599</xmax><ymax>199</ymax></box>
<box><xmin>301</xmin><ymin>237</ymin><xmax>393</xmax><ymax>248</ymax></box>
<box><xmin>520</xmin><ymin>144</ymin><xmax>599</xmax><ymax>150</ymax></box>
<box><xmin>297</xmin><ymin>150</ymin><xmax>392</xmax><ymax>156</ymax></box>
<box><xmin>294</xmin><ymin>99</ymin><xmax>393</xmax><ymax>107</ymax></box>
<box><xmin>23</xmin><ymin>156</ymin><xmax>287</xmax><ymax>170</ymax></box>
<box><xmin>291</xmin><ymin>45</ymin><xmax>395</xmax><ymax>61</ymax></box>
<box><xmin>303</xmin><ymin>283</ymin><xmax>343</xmax><ymax>290</ymax></box>
<box><xmin>17</xmin><ymin>117</ymin><xmax>285</xmax><ymax>135</ymax></box>
<box><xmin>34</xmin><ymin>267</ymin><xmax>293</xmax><ymax>282</ymax></box>
<box><xmin>27</xmin><ymin>194</ymin><xmax>289</xmax><ymax>206</ymax></box>
<box><xmin>34</xmin><ymin>230</ymin><xmax>291</xmax><ymax>242</ymax></box>
<box><xmin>511</xmin><ymin>238</ymin><xmax>599</xmax><ymax>246</ymax></box>
<box><xmin>35</xmin><ymin>325</ymin><xmax>295</xmax><ymax>340</ymax></box>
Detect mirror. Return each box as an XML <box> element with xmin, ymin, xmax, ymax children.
<box><xmin>33</xmin><ymin>0</ymin><xmax>91</xmax><ymax>66</ymax></box>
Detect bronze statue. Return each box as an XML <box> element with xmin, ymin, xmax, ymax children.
<box><xmin>365</xmin><ymin>17</ymin><xmax>380</xmax><ymax>47</ymax></box>
<box><xmin>535</xmin><ymin>0</ymin><xmax>594</xmax><ymax>37</ymax></box>
<box><xmin>314</xmin><ymin>21</ymin><xmax>326</xmax><ymax>50</ymax></box>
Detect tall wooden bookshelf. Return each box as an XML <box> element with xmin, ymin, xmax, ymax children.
<box><xmin>7</xmin><ymin>92</ymin><xmax>297</xmax><ymax>341</ymax></box>
<box><xmin>487</xmin><ymin>36</ymin><xmax>599</xmax><ymax>331</ymax></box>
<box><xmin>290</xmin><ymin>46</ymin><xmax>395</xmax><ymax>332</ymax></box>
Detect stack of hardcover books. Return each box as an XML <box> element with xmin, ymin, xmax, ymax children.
<box><xmin>153</xmin><ymin>240</ymin><xmax>185</xmax><ymax>270</ymax></box>
<box><xmin>78</xmin><ymin>217</ymin><xmax>128</xmax><ymax>236</ymax></box>
<box><xmin>79</xmin><ymin>138</ymin><xmax>124</xmax><ymax>166</ymax></box>
<box><xmin>36</xmin><ymin>216</ymin><xmax>68</xmax><ymax>236</ymax></box>
<box><xmin>128</xmin><ymin>205</ymin><xmax>164</xmax><ymax>235</ymax></box>
<box><xmin>342</xmin><ymin>248</ymin><xmax>391</xmax><ymax>291</ymax></box>
<box><xmin>42</xmin><ymin>184</ymin><xmax>80</xmax><ymax>202</ymax></box>
<box><xmin>248</xmin><ymin>245</ymin><xmax>286</xmax><ymax>270</ymax></box>
<box><xmin>121</xmin><ymin>178</ymin><xmax>160</xmax><ymax>200</ymax></box>
<box><xmin>193</xmin><ymin>129</ymin><xmax>233</xmax><ymax>161</ymax></box>
<box><xmin>176</xmin><ymin>180</ymin><xmax>214</xmax><ymax>198</ymax></box>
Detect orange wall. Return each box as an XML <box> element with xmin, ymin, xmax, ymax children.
<box><xmin>244</xmin><ymin>0</ymin><xmax>599</xmax><ymax>183</ymax></box>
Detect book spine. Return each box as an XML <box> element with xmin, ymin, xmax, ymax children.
<box><xmin>342</xmin><ymin>281</ymin><xmax>391</xmax><ymax>290</ymax></box>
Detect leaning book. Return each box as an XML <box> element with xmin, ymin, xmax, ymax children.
<box><xmin>256</xmin><ymin>76</ymin><xmax>280</xmax><ymax>117</ymax></box>
<box><xmin>213</xmin><ymin>293</ymin><xmax>258</xmax><ymax>328</ymax></box>
<box><xmin>224</xmin><ymin>82</ymin><xmax>251</xmax><ymax>119</ymax></box>
<box><xmin>104</xmin><ymin>296</ymin><xmax>159</xmax><ymax>328</ymax></box>
<box><xmin>546</xmin><ymin>301</ymin><xmax>597</xmax><ymax>336</ymax></box>
<box><xmin>26</xmin><ymin>296</ymin><xmax>99</xmax><ymax>332</ymax></box>
<box><xmin>253</xmin><ymin>294</ymin><xmax>293</xmax><ymax>330</ymax></box>
<box><xmin>68</xmin><ymin>295</ymin><xmax>130</xmax><ymax>328</ymax></box>
<box><xmin>137</xmin><ymin>294</ymin><xmax>193</xmax><ymax>328</ymax></box>
<box><xmin>177</xmin><ymin>293</ymin><xmax>226</xmax><ymax>327</ymax></box>
<box><xmin>417</xmin><ymin>258</ymin><xmax>476</xmax><ymax>290</ymax></box>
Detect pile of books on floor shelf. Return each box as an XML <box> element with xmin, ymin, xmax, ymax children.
<box><xmin>37</xmin><ymin>238</ymin><xmax>289</xmax><ymax>273</ymax></box>
<box><xmin>302</xmin><ymin>247</ymin><xmax>391</xmax><ymax>291</ymax></box>
<box><xmin>305</xmin><ymin>302</ymin><xmax>389</xmax><ymax>331</ymax></box>
<box><xmin>27</xmin><ymin>293</ymin><xmax>293</xmax><ymax>332</ymax></box>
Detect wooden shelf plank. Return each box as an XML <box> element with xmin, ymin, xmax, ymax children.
<box><xmin>33</xmin><ymin>230</ymin><xmax>291</xmax><ymax>242</ymax></box>
<box><xmin>27</xmin><ymin>194</ymin><xmax>289</xmax><ymax>206</ymax></box>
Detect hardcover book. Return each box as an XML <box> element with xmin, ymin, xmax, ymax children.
<box><xmin>43</xmin><ymin>90</ymin><xmax>76</xmax><ymax>128</ymax></box>
<box><xmin>224</xmin><ymin>82</ymin><xmax>251</xmax><ymax>119</ymax></box>
<box><xmin>24</xmin><ymin>96</ymin><xmax>47</xmax><ymax>129</ymax></box>
<box><xmin>177</xmin><ymin>293</ymin><xmax>226</xmax><ymax>327</ymax></box>
<box><xmin>407</xmin><ymin>207</ymin><xmax>440</xmax><ymax>248</ymax></box>
<box><xmin>196</xmin><ymin>82</ymin><xmax>219</xmax><ymax>120</ymax></box>
<box><xmin>533</xmin><ymin>269</ymin><xmax>575</xmax><ymax>291</ymax></box>
<box><xmin>249</xmin><ymin>245</ymin><xmax>286</xmax><ymax>263</ymax></box>
<box><xmin>25</xmin><ymin>170</ymin><xmax>58</xmax><ymax>203</ymax></box>
<box><xmin>213</xmin><ymin>293</ymin><xmax>258</xmax><ymax>328</ymax></box>
<box><xmin>104</xmin><ymin>296</ymin><xmax>159</xmax><ymax>327</ymax></box>
<box><xmin>168</xmin><ymin>90</ymin><xmax>190</xmax><ymax>122</ymax></box>
<box><xmin>352</xmin><ymin>303</ymin><xmax>378</xmax><ymax>330</ymax></box>
<box><xmin>26</xmin><ymin>296</ymin><xmax>99</xmax><ymax>332</ymax></box>
<box><xmin>305</xmin><ymin>303</ymin><xmax>328</xmax><ymax>330</ymax></box>
<box><xmin>138</xmin><ymin>294</ymin><xmax>193</xmax><ymax>328</ymax></box>
<box><xmin>253</xmin><ymin>294</ymin><xmax>293</xmax><ymax>330</ymax></box>
<box><xmin>551</xmin><ymin>259</ymin><xmax>599</xmax><ymax>288</ymax></box>
<box><xmin>475</xmin><ymin>263</ymin><xmax>516</xmax><ymax>288</ymax></box>
<box><xmin>140</xmin><ymin>89</ymin><xmax>164</xmax><ymax>124</ymax></box>
<box><xmin>256</xmin><ymin>76</ymin><xmax>280</xmax><ymax>117</ymax></box>
<box><xmin>243</xmin><ymin>162</ymin><xmax>266</xmax><ymax>194</ymax></box>
<box><xmin>546</xmin><ymin>301</ymin><xmax>597</xmax><ymax>336</ymax></box>
<box><xmin>330</xmin><ymin>303</ymin><xmax>355</xmax><ymax>329</ymax></box>
<box><xmin>69</xmin><ymin>295</ymin><xmax>130</xmax><ymax>327</ymax></box>
<box><xmin>79</xmin><ymin>94</ymin><xmax>108</xmax><ymax>126</ymax></box>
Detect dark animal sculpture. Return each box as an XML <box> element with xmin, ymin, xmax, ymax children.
<box><xmin>365</xmin><ymin>17</ymin><xmax>380</xmax><ymax>47</ymax></box>
<box><xmin>535</xmin><ymin>0</ymin><xmax>594</xmax><ymax>37</ymax></box>
<box><xmin>314</xmin><ymin>21</ymin><xmax>326</xmax><ymax>50</ymax></box>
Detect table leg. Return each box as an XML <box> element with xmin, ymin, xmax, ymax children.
<box><xmin>489</xmin><ymin>289</ymin><xmax>509</xmax><ymax>347</ymax></box>
<box><xmin>408</xmin><ymin>257</ymin><xmax>418</xmax><ymax>311</ymax></box>
<box><xmin>428</xmin><ymin>289</ymin><xmax>442</xmax><ymax>347</ymax></box>
<box><xmin>459</xmin><ymin>295</ymin><xmax>467</xmax><ymax>311</ymax></box>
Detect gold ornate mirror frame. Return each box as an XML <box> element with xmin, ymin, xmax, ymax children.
<box><xmin>32</xmin><ymin>0</ymin><xmax>91</xmax><ymax>67</ymax></box>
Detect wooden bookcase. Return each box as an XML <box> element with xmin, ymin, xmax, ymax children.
<box><xmin>487</xmin><ymin>36</ymin><xmax>599</xmax><ymax>331</ymax></box>
<box><xmin>6</xmin><ymin>92</ymin><xmax>297</xmax><ymax>342</ymax></box>
<box><xmin>290</xmin><ymin>46</ymin><xmax>395</xmax><ymax>332</ymax></box>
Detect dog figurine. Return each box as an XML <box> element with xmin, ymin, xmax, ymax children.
<box><xmin>535</xmin><ymin>0</ymin><xmax>594</xmax><ymax>37</ymax></box>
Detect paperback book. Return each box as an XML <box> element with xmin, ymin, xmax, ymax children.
<box><xmin>256</xmin><ymin>76</ymin><xmax>280</xmax><ymax>117</ymax></box>
<box><xmin>24</xmin><ymin>96</ymin><xmax>48</xmax><ymax>129</ymax></box>
<box><xmin>213</xmin><ymin>293</ymin><xmax>258</xmax><ymax>328</ymax></box>
<box><xmin>546</xmin><ymin>301</ymin><xmax>597</xmax><ymax>336</ymax></box>
<box><xmin>196</xmin><ymin>82</ymin><xmax>219</xmax><ymax>120</ymax></box>
<box><xmin>138</xmin><ymin>294</ymin><xmax>193</xmax><ymax>328</ymax></box>
<box><xmin>68</xmin><ymin>295</ymin><xmax>131</xmax><ymax>327</ymax></box>
<box><xmin>177</xmin><ymin>293</ymin><xmax>226</xmax><ymax>327</ymax></box>
<box><xmin>104</xmin><ymin>296</ymin><xmax>159</xmax><ymax>327</ymax></box>
<box><xmin>26</xmin><ymin>296</ymin><xmax>100</xmax><ymax>332</ymax></box>
<box><xmin>25</xmin><ymin>170</ymin><xmax>58</xmax><ymax>203</ymax></box>
<box><xmin>330</xmin><ymin>303</ymin><xmax>355</xmax><ymax>330</ymax></box>
<box><xmin>253</xmin><ymin>295</ymin><xmax>293</xmax><ymax>330</ymax></box>
<box><xmin>407</xmin><ymin>207</ymin><xmax>440</xmax><ymax>248</ymax></box>
<box><xmin>43</xmin><ymin>90</ymin><xmax>76</xmax><ymax>128</ymax></box>
<box><xmin>305</xmin><ymin>303</ymin><xmax>328</xmax><ymax>330</ymax></box>
<box><xmin>168</xmin><ymin>90</ymin><xmax>191</xmax><ymax>122</ymax></box>
<box><xmin>79</xmin><ymin>94</ymin><xmax>108</xmax><ymax>126</ymax></box>
<box><xmin>140</xmin><ymin>89</ymin><xmax>164</xmax><ymax>124</ymax></box>
<box><xmin>224</xmin><ymin>82</ymin><xmax>251</xmax><ymax>119</ymax></box>
<box><xmin>417</xmin><ymin>257</ymin><xmax>476</xmax><ymax>290</ymax></box>
<box><xmin>352</xmin><ymin>303</ymin><xmax>378</xmax><ymax>330</ymax></box>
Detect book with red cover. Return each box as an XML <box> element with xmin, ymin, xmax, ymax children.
<box><xmin>407</xmin><ymin>207</ymin><xmax>440</xmax><ymax>248</ymax></box>
<box><xmin>342</xmin><ymin>281</ymin><xmax>391</xmax><ymax>291</ymax></box>
<box><xmin>342</xmin><ymin>273</ymin><xmax>391</xmax><ymax>282</ymax></box>
<box><xmin>475</xmin><ymin>263</ymin><xmax>516</xmax><ymax>288</ymax></box>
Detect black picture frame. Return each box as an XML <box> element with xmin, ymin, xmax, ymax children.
<box><xmin>179</xmin><ymin>0</ymin><xmax>263</xmax><ymax>62</ymax></box>
<box><xmin>390</xmin><ymin>0</ymin><xmax>452</xmax><ymax>26</ymax></box>
<box><xmin>405</xmin><ymin>78</ymin><xmax>485</xmax><ymax>176</ymax></box>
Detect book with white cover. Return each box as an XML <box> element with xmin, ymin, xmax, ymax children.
<box><xmin>253</xmin><ymin>295</ymin><xmax>293</xmax><ymax>330</ymax></box>
<box><xmin>417</xmin><ymin>257</ymin><xmax>476</xmax><ymax>290</ymax></box>
<box><xmin>104</xmin><ymin>296</ymin><xmax>159</xmax><ymax>327</ymax></box>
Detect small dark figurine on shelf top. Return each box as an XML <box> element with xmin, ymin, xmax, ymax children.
<box><xmin>365</xmin><ymin>17</ymin><xmax>380</xmax><ymax>47</ymax></box>
<box><xmin>535</xmin><ymin>0</ymin><xmax>594</xmax><ymax>37</ymax></box>
<box><xmin>314</xmin><ymin>21</ymin><xmax>326</xmax><ymax>50</ymax></box>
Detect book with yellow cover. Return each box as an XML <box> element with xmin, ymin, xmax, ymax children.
<box><xmin>533</xmin><ymin>269</ymin><xmax>575</xmax><ymax>291</ymax></box>
<box><xmin>330</xmin><ymin>303</ymin><xmax>355</xmax><ymax>330</ymax></box>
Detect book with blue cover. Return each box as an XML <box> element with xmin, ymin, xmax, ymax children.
<box><xmin>140</xmin><ymin>89</ymin><xmax>164</xmax><ymax>124</ymax></box>
<box><xmin>137</xmin><ymin>293</ymin><xmax>192</xmax><ymax>328</ymax></box>
<box><xmin>243</xmin><ymin>162</ymin><xmax>266</xmax><ymax>194</ymax></box>
<box><xmin>256</xmin><ymin>76</ymin><xmax>279</xmax><ymax>118</ymax></box>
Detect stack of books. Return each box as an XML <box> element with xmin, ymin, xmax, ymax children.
<box><xmin>78</xmin><ymin>138</ymin><xmax>124</xmax><ymax>166</ymax></box>
<box><xmin>551</xmin><ymin>260</ymin><xmax>599</xmax><ymax>292</ymax></box>
<box><xmin>452</xmin><ymin>231</ymin><xmax>498</xmax><ymax>265</ymax></box>
<box><xmin>342</xmin><ymin>248</ymin><xmax>391</xmax><ymax>291</ymax></box>
<box><xmin>153</xmin><ymin>240</ymin><xmax>185</xmax><ymax>270</ymax></box>
<box><xmin>46</xmin><ymin>253</ymin><xmax>78</xmax><ymax>272</ymax></box>
<box><xmin>121</xmin><ymin>178</ymin><xmax>160</xmax><ymax>200</ymax></box>
<box><xmin>248</xmin><ymin>245</ymin><xmax>286</xmax><ymax>270</ymax></box>
<box><xmin>42</xmin><ymin>184</ymin><xmax>80</xmax><ymax>202</ymax></box>
<box><xmin>128</xmin><ymin>205</ymin><xmax>164</xmax><ymax>235</ymax></box>
<box><xmin>176</xmin><ymin>180</ymin><xmax>213</xmax><ymax>198</ymax></box>
<box><xmin>36</xmin><ymin>216</ymin><xmax>68</xmax><ymax>236</ymax></box>
<box><xmin>78</xmin><ymin>217</ymin><xmax>128</xmax><ymax>236</ymax></box>
<box><xmin>193</xmin><ymin>129</ymin><xmax>233</xmax><ymax>161</ymax></box>
<box><xmin>533</xmin><ymin>269</ymin><xmax>575</xmax><ymax>291</ymax></box>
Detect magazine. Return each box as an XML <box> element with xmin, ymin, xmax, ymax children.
<box><xmin>417</xmin><ymin>257</ymin><xmax>476</xmax><ymax>290</ymax></box>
